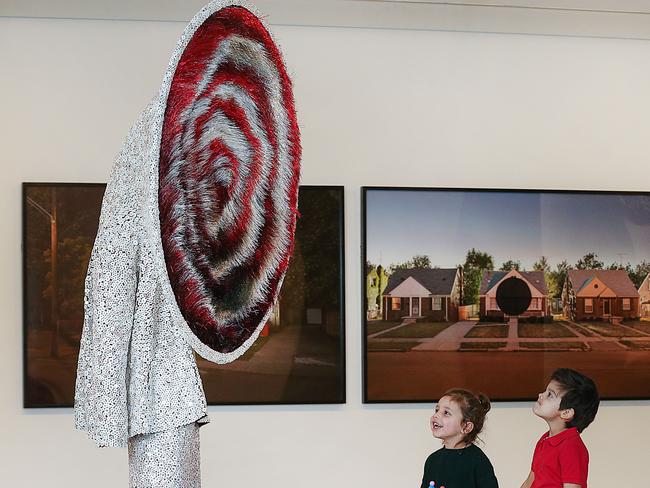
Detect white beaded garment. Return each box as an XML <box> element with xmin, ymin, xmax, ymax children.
<box><xmin>74</xmin><ymin>0</ymin><xmax>300</xmax><ymax>450</ymax></box>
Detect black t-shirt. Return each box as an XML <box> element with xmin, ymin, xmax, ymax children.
<box><xmin>420</xmin><ymin>444</ymin><xmax>499</xmax><ymax>488</ymax></box>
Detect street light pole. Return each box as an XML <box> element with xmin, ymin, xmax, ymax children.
<box><xmin>27</xmin><ymin>190</ymin><xmax>59</xmax><ymax>358</ymax></box>
<box><xmin>50</xmin><ymin>189</ymin><xmax>58</xmax><ymax>358</ymax></box>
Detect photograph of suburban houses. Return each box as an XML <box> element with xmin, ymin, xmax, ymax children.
<box><xmin>363</xmin><ymin>188</ymin><xmax>650</xmax><ymax>402</ymax></box>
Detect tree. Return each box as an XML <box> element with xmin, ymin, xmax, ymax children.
<box><xmin>576</xmin><ymin>252</ymin><xmax>604</xmax><ymax>270</ymax></box>
<box><xmin>366</xmin><ymin>267</ymin><xmax>380</xmax><ymax>314</ymax></box>
<box><xmin>281</xmin><ymin>188</ymin><xmax>342</xmax><ymax>325</ymax></box>
<box><xmin>499</xmin><ymin>260</ymin><xmax>521</xmax><ymax>271</ymax></box>
<box><xmin>464</xmin><ymin>248</ymin><xmax>494</xmax><ymax>270</ymax></box>
<box><xmin>547</xmin><ymin>260</ymin><xmax>570</xmax><ymax>298</ymax></box>
<box><xmin>26</xmin><ymin>185</ymin><xmax>105</xmax><ymax>332</ymax></box>
<box><xmin>366</xmin><ymin>264</ymin><xmax>389</xmax><ymax>316</ymax></box>
<box><xmin>533</xmin><ymin>256</ymin><xmax>551</xmax><ymax>274</ymax></box>
<box><xmin>604</xmin><ymin>260</ymin><xmax>650</xmax><ymax>289</ymax></box>
<box><xmin>462</xmin><ymin>248</ymin><xmax>494</xmax><ymax>305</ymax></box>
<box><xmin>377</xmin><ymin>265</ymin><xmax>389</xmax><ymax>314</ymax></box>
<box><xmin>389</xmin><ymin>254</ymin><xmax>432</xmax><ymax>273</ymax></box>
<box><xmin>634</xmin><ymin>261</ymin><xmax>650</xmax><ymax>289</ymax></box>
<box><xmin>43</xmin><ymin>236</ymin><xmax>93</xmax><ymax>319</ymax></box>
<box><xmin>411</xmin><ymin>255</ymin><xmax>432</xmax><ymax>268</ymax></box>
<box><xmin>533</xmin><ymin>255</ymin><xmax>554</xmax><ymax>302</ymax></box>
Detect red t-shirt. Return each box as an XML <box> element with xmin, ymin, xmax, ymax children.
<box><xmin>531</xmin><ymin>427</ymin><xmax>589</xmax><ymax>488</ymax></box>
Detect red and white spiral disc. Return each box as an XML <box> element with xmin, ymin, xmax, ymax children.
<box><xmin>158</xmin><ymin>5</ymin><xmax>300</xmax><ymax>357</ymax></box>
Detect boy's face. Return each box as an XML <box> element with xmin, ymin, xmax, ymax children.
<box><xmin>533</xmin><ymin>380</ymin><xmax>567</xmax><ymax>421</ymax></box>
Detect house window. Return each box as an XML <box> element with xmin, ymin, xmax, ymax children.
<box><xmin>529</xmin><ymin>298</ymin><xmax>538</xmax><ymax>310</ymax></box>
<box><xmin>432</xmin><ymin>297</ymin><xmax>442</xmax><ymax>311</ymax></box>
<box><xmin>623</xmin><ymin>298</ymin><xmax>631</xmax><ymax>311</ymax></box>
<box><xmin>584</xmin><ymin>299</ymin><xmax>593</xmax><ymax>313</ymax></box>
<box><xmin>391</xmin><ymin>297</ymin><xmax>401</xmax><ymax>311</ymax></box>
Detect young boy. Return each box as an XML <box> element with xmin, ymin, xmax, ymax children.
<box><xmin>520</xmin><ymin>368</ymin><xmax>600</xmax><ymax>488</ymax></box>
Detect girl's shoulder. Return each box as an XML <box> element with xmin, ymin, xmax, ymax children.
<box><xmin>466</xmin><ymin>443</ymin><xmax>485</xmax><ymax>453</ymax></box>
<box><xmin>466</xmin><ymin>444</ymin><xmax>493</xmax><ymax>462</ymax></box>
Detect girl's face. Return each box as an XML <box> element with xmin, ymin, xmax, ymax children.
<box><xmin>430</xmin><ymin>396</ymin><xmax>469</xmax><ymax>447</ymax></box>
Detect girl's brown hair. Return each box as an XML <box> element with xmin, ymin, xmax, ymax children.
<box><xmin>442</xmin><ymin>388</ymin><xmax>491</xmax><ymax>445</ymax></box>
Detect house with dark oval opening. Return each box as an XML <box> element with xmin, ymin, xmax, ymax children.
<box><xmin>479</xmin><ymin>270</ymin><xmax>550</xmax><ymax>320</ymax></box>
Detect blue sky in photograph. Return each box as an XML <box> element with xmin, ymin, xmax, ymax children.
<box><xmin>365</xmin><ymin>189</ymin><xmax>650</xmax><ymax>270</ymax></box>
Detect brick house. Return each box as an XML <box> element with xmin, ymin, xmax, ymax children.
<box><xmin>479</xmin><ymin>270</ymin><xmax>550</xmax><ymax>320</ymax></box>
<box><xmin>563</xmin><ymin>269</ymin><xmax>640</xmax><ymax>321</ymax></box>
<box><xmin>382</xmin><ymin>267</ymin><xmax>461</xmax><ymax>322</ymax></box>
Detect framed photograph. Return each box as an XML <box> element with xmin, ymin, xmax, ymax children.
<box><xmin>23</xmin><ymin>183</ymin><xmax>106</xmax><ymax>408</ymax></box>
<box><xmin>197</xmin><ymin>185</ymin><xmax>346</xmax><ymax>404</ymax></box>
<box><xmin>362</xmin><ymin>187</ymin><xmax>650</xmax><ymax>402</ymax></box>
<box><xmin>23</xmin><ymin>183</ymin><xmax>345</xmax><ymax>407</ymax></box>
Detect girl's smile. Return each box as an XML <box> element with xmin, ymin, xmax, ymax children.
<box><xmin>429</xmin><ymin>395</ymin><xmax>472</xmax><ymax>449</ymax></box>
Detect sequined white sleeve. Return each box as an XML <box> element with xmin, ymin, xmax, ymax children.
<box><xmin>74</xmin><ymin>115</ymin><xmax>144</xmax><ymax>448</ymax></box>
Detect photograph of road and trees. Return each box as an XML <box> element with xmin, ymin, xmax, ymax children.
<box><xmin>23</xmin><ymin>184</ymin><xmax>344</xmax><ymax>407</ymax></box>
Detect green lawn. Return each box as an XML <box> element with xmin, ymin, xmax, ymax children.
<box><xmin>623</xmin><ymin>321</ymin><xmax>650</xmax><ymax>334</ymax></box>
<box><xmin>519</xmin><ymin>341</ymin><xmax>588</xmax><ymax>351</ymax></box>
<box><xmin>460</xmin><ymin>342</ymin><xmax>506</xmax><ymax>350</ymax></box>
<box><xmin>379</xmin><ymin>321</ymin><xmax>452</xmax><ymax>339</ymax></box>
<box><xmin>578</xmin><ymin>322</ymin><xmax>645</xmax><ymax>338</ymax></box>
<box><xmin>366</xmin><ymin>321</ymin><xmax>402</xmax><ymax>336</ymax></box>
<box><xmin>518</xmin><ymin>323</ymin><xmax>577</xmax><ymax>338</ymax></box>
<box><xmin>367</xmin><ymin>341</ymin><xmax>420</xmax><ymax>352</ymax></box>
<box><xmin>620</xmin><ymin>340</ymin><xmax>650</xmax><ymax>351</ymax></box>
<box><xmin>464</xmin><ymin>325</ymin><xmax>509</xmax><ymax>339</ymax></box>
<box><xmin>560</xmin><ymin>321</ymin><xmax>595</xmax><ymax>337</ymax></box>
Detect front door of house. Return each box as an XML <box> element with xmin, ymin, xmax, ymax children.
<box><xmin>603</xmin><ymin>299</ymin><xmax>611</xmax><ymax>315</ymax></box>
<box><xmin>411</xmin><ymin>297</ymin><xmax>420</xmax><ymax>316</ymax></box>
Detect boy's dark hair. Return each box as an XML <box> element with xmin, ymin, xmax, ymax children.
<box><xmin>551</xmin><ymin>368</ymin><xmax>600</xmax><ymax>433</ymax></box>
<box><xmin>443</xmin><ymin>388</ymin><xmax>491</xmax><ymax>444</ymax></box>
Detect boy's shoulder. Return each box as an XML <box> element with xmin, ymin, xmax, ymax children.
<box><xmin>535</xmin><ymin>428</ymin><xmax>588</xmax><ymax>455</ymax></box>
<box><xmin>557</xmin><ymin>430</ymin><xmax>588</xmax><ymax>455</ymax></box>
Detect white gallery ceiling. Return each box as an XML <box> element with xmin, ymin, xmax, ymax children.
<box><xmin>2</xmin><ymin>0</ymin><xmax>650</xmax><ymax>39</ymax></box>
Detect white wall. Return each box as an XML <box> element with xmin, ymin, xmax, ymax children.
<box><xmin>2</xmin><ymin>13</ymin><xmax>650</xmax><ymax>488</ymax></box>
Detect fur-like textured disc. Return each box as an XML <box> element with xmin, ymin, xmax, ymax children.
<box><xmin>159</xmin><ymin>5</ymin><xmax>300</xmax><ymax>355</ymax></box>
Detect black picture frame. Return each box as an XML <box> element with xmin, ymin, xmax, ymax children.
<box><xmin>23</xmin><ymin>183</ymin><xmax>346</xmax><ymax>407</ymax></box>
<box><xmin>362</xmin><ymin>186</ymin><xmax>650</xmax><ymax>403</ymax></box>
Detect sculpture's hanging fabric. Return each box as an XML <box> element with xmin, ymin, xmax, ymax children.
<box><xmin>74</xmin><ymin>0</ymin><xmax>301</xmax><ymax>450</ymax></box>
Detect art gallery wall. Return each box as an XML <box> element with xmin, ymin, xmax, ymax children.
<box><xmin>2</xmin><ymin>6</ymin><xmax>650</xmax><ymax>487</ymax></box>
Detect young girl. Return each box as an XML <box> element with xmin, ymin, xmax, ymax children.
<box><xmin>420</xmin><ymin>388</ymin><xmax>499</xmax><ymax>488</ymax></box>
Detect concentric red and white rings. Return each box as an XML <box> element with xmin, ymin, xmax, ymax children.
<box><xmin>158</xmin><ymin>6</ymin><xmax>300</xmax><ymax>355</ymax></box>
